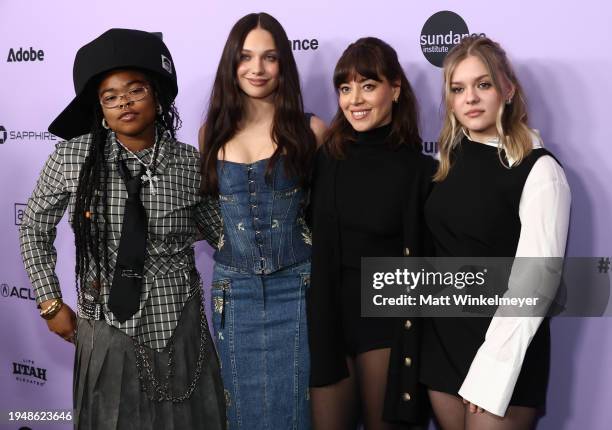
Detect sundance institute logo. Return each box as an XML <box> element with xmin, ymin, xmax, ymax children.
<box><xmin>420</xmin><ymin>11</ymin><xmax>485</xmax><ymax>67</ymax></box>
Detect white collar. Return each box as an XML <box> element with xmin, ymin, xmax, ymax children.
<box><xmin>462</xmin><ymin>128</ymin><xmax>543</xmax><ymax>167</ymax></box>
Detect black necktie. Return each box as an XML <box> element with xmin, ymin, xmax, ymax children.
<box><xmin>109</xmin><ymin>161</ymin><xmax>147</xmax><ymax>323</ymax></box>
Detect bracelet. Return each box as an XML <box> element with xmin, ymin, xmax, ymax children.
<box><xmin>40</xmin><ymin>299</ymin><xmax>63</xmax><ymax>320</ymax></box>
<box><xmin>40</xmin><ymin>299</ymin><xmax>62</xmax><ymax>320</ymax></box>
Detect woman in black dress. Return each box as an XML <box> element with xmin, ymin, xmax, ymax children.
<box><xmin>422</xmin><ymin>36</ymin><xmax>571</xmax><ymax>429</ymax></box>
<box><xmin>308</xmin><ymin>37</ymin><xmax>435</xmax><ymax>429</ymax></box>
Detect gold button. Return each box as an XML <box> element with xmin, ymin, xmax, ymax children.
<box><xmin>404</xmin><ymin>247</ymin><xmax>410</xmax><ymax>256</ymax></box>
<box><xmin>402</xmin><ymin>392</ymin><xmax>411</xmax><ymax>401</ymax></box>
<box><xmin>404</xmin><ymin>320</ymin><xmax>412</xmax><ymax>330</ymax></box>
<box><xmin>404</xmin><ymin>357</ymin><xmax>412</xmax><ymax>367</ymax></box>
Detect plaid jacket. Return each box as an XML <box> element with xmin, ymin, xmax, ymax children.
<box><xmin>19</xmin><ymin>130</ymin><xmax>222</xmax><ymax>350</ymax></box>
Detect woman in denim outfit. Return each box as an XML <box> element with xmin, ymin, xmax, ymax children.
<box><xmin>199</xmin><ymin>12</ymin><xmax>326</xmax><ymax>430</ymax></box>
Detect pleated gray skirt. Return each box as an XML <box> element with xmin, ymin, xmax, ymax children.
<box><xmin>73</xmin><ymin>293</ymin><xmax>226</xmax><ymax>430</ymax></box>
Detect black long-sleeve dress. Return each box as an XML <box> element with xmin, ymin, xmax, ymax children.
<box><xmin>307</xmin><ymin>124</ymin><xmax>435</xmax><ymax>423</ymax></box>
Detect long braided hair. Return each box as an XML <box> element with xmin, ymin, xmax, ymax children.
<box><xmin>72</xmin><ymin>69</ymin><xmax>181</xmax><ymax>293</ymax></box>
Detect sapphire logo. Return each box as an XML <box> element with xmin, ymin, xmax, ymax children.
<box><xmin>420</xmin><ymin>11</ymin><xmax>485</xmax><ymax>67</ymax></box>
<box><xmin>7</xmin><ymin>47</ymin><xmax>45</xmax><ymax>62</ymax></box>
<box><xmin>0</xmin><ymin>125</ymin><xmax>57</xmax><ymax>143</ymax></box>
<box><xmin>15</xmin><ymin>203</ymin><xmax>27</xmax><ymax>225</ymax></box>
<box><xmin>13</xmin><ymin>359</ymin><xmax>47</xmax><ymax>386</ymax></box>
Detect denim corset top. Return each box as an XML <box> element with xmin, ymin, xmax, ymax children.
<box><xmin>214</xmin><ymin>157</ymin><xmax>312</xmax><ymax>274</ymax></box>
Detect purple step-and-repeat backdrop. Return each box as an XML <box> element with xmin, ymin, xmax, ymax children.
<box><xmin>1</xmin><ymin>1</ymin><xmax>611</xmax><ymax>429</ymax></box>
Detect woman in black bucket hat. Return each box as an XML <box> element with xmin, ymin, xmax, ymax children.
<box><xmin>19</xmin><ymin>28</ymin><xmax>226</xmax><ymax>429</ymax></box>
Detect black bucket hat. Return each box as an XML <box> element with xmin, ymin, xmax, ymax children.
<box><xmin>49</xmin><ymin>28</ymin><xmax>178</xmax><ymax>140</ymax></box>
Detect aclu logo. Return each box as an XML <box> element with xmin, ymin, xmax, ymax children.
<box><xmin>420</xmin><ymin>11</ymin><xmax>485</xmax><ymax>67</ymax></box>
<box><xmin>13</xmin><ymin>359</ymin><xmax>47</xmax><ymax>387</ymax></box>
<box><xmin>15</xmin><ymin>203</ymin><xmax>27</xmax><ymax>225</ymax></box>
<box><xmin>1</xmin><ymin>283</ymin><xmax>36</xmax><ymax>301</ymax></box>
<box><xmin>0</xmin><ymin>124</ymin><xmax>57</xmax><ymax>143</ymax></box>
<box><xmin>7</xmin><ymin>47</ymin><xmax>45</xmax><ymax>62</ymax></box>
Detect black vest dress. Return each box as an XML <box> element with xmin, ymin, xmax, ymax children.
<box><xmin>421</xmin><ymin>136</ymin><xmax>556</xmax><ymax>408</ymax></box>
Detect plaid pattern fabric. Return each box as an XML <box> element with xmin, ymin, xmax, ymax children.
<box><xmin>19</xmin><ymin>130</ymin><xmax>222</xmax><ymax>350</ymax></box>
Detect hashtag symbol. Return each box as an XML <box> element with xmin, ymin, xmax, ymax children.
<box><xmin>598</xmin><ymin>257</ymin><xmax>610</xmax><ymax>273</ymax></box>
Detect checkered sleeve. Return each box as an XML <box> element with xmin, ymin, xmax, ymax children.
<box><xmin>19</xmin><ymin>144</ymin><xmax>70</xmax><ymax>305</ymax></box>
<box><xmin>194</xmin><ymin>194</ymin><xmax>222</xmax><ymax>250</ymax></box>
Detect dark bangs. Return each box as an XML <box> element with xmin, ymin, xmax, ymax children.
<box><xmin>333</xmin><ymin>43</ymin><xmax>388</xmax><ymax>88</ymax></box>
<box><xmin>325</xmin><ymin>37</ymin><xmax>422</xmax><ymax>159</ymax></box>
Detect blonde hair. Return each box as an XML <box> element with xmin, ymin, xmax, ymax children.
<box><xmin>434</xmin><ymin>35</ymin><xmax>534</xmax><ymax>182</ymax></box>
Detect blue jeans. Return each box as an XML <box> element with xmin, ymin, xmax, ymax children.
<box><xmin>211</xmin><ymin>260</ymin><xmax>311</xmax><ymax>430</ymax></box>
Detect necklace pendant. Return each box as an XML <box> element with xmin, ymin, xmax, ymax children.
<box><xmin>141</xmin><ymin>169</ymin><xmax>159</xmax><ymax>196</ymax></box>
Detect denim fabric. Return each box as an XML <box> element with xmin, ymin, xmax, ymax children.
<box><xmin>214</xmin><ymin>158</ymin><xmax>312</xmax><ymax>274</ymax></box>
<box><xmin>211</xmin><ymin>158</ymin><xmax>312</xmax><ymax>428</ymax></box>
<box><xmin>211</xmin><ymin>261</ymin><xmax>311</xmax><ymax>430</ymax></box>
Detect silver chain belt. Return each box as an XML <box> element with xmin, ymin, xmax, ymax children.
<box><xmin>133</xmin><ymin>293</ymin><xmax>209</xmax><ymax>403</ymax></box>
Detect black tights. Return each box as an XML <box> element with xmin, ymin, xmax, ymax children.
<box><xmin>429</xmin><ymin>390</ymin><xmax>537</xmax><ymax>430</ymax></box>
<box><xmin>311</xmin><ymin>348</ymin><xmax>410</xmax><ymax>430</ymax></box>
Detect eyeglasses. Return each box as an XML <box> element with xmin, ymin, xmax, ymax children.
<box><xmin>99</xmin><ymin>86</ymin><xmax>150</xmax><ymax>109</ymax></box>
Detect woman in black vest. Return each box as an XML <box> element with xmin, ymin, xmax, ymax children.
<box><xmin>422</xmin><ymin>36</ymin><xmax>571</xmax><ymax>429</ymax></box>
<box><xmin>308</xmin><ymin>37</ymin><xmax>435</xmax><ymax>429</ymax></box>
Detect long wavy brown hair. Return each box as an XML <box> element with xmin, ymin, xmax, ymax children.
<box><xmin>434</xmin><ymin>35</ymin><xmax>534</xmax><ymax>182</ymax></box>
<box><xmin>200</xmin><ymin>12</ymin><xmax>315</xmax><ymax>194</ymax></box>
<box><xmin>324</xmin><ymin>37</ymin><xmax>422</xmax><ymax>159</ymax></box>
